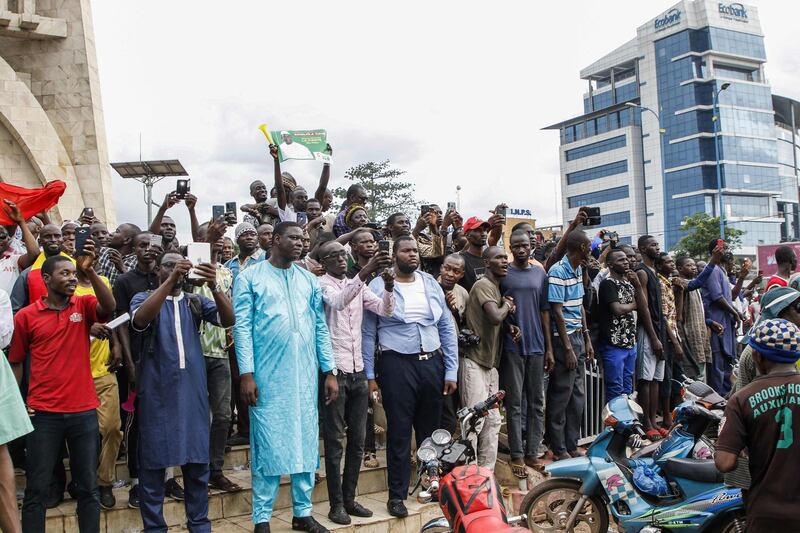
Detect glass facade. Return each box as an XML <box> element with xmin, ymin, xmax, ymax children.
<box><xmin>566</xmin><ymin>160</ymin><xmax>628</xmax><ymax>185</ymax></box>
<box><xmin>653</xmin><ymin>26</ymin><xmax>787</xmax><ymax>249</ymax></box>
<box><xmin>561</xmin><ymin>107</ymin><xmax>640</xmax><ymax>145</ymax></box>
<box><xmin>583</xmin><ymin>80</ymin><xmax>640</xmax><ymax>114</ymax></box>
<box><xmin>567</xmin><ymin>185</ymin><xmax>629</xmax><ymax>208</ymax></box>
<box><xmin>565</xmin><ymin>135</ymin><xmax>626</xmax><ymax>161</ymax></box>
<box><xmin>603</xmin><ymin>210</ymin><xmax>632</xmax><ymax>226</ymax></box>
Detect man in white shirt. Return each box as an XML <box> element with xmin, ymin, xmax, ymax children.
<box><xmin>269</xmin><ymin>143</ymin><xmax>331</xmax><ymax>225</ymax></box>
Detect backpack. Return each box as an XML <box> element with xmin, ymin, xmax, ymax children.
<box><xmin>439</xmin><ymin>465</ymin><xmax>524</xmax><ymax>533</ymax></box>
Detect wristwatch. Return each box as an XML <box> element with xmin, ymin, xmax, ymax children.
<box><xmin>324</xmin><ymin>368</ymin><xmax>339</xmax><ymax>377</ymax></box>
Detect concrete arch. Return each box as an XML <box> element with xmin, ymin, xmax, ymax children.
<box><xmin>0</xmin><ymin>54</ymin><xmax>83</xmax><ymax>222</ymax></box>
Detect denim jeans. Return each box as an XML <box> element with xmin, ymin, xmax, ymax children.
<box><xmin>499</xmin><ymin>352</ymin><xmax>545</xmax><ymax>460</ymax></box>
<box><xmin>546</xmin><ymin>332</ymin><xmax>586</xmax><ymax>455</ymax></box>
<box><xmin>22</xmin><ymin>410</ymin><xmax>100</xmax><ymax>533</ymax></box>
<box><xmin>321</xmin><ymin>371</ymin><xmax>368</xmax><ymax>507</ymax></box>
<box><xmin>206</xmin><ymin>357</ymin><xmax>232</xmax><ymax>475</ymax></box>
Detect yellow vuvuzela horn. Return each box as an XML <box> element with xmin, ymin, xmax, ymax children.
<box><xmin>258</xmin><ymin>124</ymin><xmax>274</xmax><ymax>145</ymax></box>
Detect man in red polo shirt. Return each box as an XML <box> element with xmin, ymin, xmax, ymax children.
<box><xmin>9</xmin><ymin>241</ymin><xmax>115</xmax><ymax>533</ymax></box>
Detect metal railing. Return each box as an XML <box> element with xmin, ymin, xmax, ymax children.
<box><xmin>579</xmin><ymin>361</ymin><xmax>606</xmax><ymax>445</ymax></box>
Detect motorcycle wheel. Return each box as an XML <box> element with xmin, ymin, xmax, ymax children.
<box><xmin>519</xmin><ymin>478</ymin><xmax>609</xmax><ymax>533</ymax></box>
<box><xmin>710</xmin><ymin>511</ymin><xmax>746</xmax><ymax>533</ymax></box>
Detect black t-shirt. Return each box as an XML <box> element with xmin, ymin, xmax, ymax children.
<box><xmin>598</xmin><ymin>277</ymin><xmax>636</xmax><ymax>348</ymax></box>
<box><xmin>113</xmin><ymin>267</ymin><xmax>160</xmax><ymax>361</ymax></box>
<box><xmin>717</xmin><ymin>372</ymin><xmax>800</xmax><ymax>532</ymax></box>
<box><xmin>458</xmin><ymin>251</ymin><xmax>485</xmax><ymax>292</ymax></box>
<box><xmin>345</xmin><ymin>263</ymin><xmax>379</xmax><ymax>283</ymax></box>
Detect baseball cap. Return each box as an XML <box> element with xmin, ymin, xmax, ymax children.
<box><xmin>463</xmin><ymin>217</ymin><xmax>490</xmax><ymax>232</ymax></box>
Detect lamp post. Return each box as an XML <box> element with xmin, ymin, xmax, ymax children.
<box><xmin>712</xmin><ymin>82</ymin><xmax>731</xmax><ymax>238</ymax></box>
<box><xmin>625</xmin><ymin>102</ymin><xmax>665</xmax><ymax>236</ymax></box>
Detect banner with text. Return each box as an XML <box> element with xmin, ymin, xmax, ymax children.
<box><xmin>271</xmin><ymin>129</ymin><xmax>330</xmax><ymax>163</ymax></box>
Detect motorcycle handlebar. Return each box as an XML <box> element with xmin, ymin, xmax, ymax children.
<box><xmin>471</xmin><ymin>391</ymin><xmax>505</xmax><ymax>417</ymax></box>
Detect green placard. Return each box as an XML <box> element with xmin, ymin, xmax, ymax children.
<box><xmin>271</xmin><ymin>129</ymin><xmax>330</xmax><ymax>163</ymax></box>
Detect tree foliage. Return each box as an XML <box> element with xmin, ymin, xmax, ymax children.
<box><xmin>333</xmin><ymin>160</ymin><xmax>419</xmax><ymax>222</ymax></box>
<box><xmin>671</xmin><ymin>212</ymin><xmax>744</xmax><ymax>259</ymax></box>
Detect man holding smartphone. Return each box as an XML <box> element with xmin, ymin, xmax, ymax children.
<box><xmin>130</xmin><ymin>252</ymin><xmax>234</xmax><ymax>531</ymax></box>
<box><xmin>318</xmin><ymin>241</ymin><xmax>393</xmax><ymax>525</ymax></box>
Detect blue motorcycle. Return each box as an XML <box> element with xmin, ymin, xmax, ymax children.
<box><xmin>518</xmin><ymin>395</ymin><xmax>745</xmax><ymax>533</ymax></box>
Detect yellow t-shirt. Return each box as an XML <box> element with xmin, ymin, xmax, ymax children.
<box><xmin>75</xmin><ymin>276</ymin><xmax>112</xmax><ymax>379</ymax></box>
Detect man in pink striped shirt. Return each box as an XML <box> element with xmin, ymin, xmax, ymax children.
<box><xmin>318</xmin><ymin>240</ymin><xmax>394</xmax><ymax>525</ymax></box>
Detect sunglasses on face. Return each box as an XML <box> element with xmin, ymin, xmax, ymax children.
<box><xmin>322</xmin><ymin>251</ymin><xmax>348</xmax><ymax>261</ymax></box>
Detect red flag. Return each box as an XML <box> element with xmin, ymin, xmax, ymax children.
<box><xmin>0</xmin><ymin>180</ymin><xmax>66</xmax><ymax>224</ymax></box>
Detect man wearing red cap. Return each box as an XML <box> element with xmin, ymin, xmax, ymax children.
<box><xmin>458</xmin><ymin>217</ymin><xmax>491</xmax><ymax>292</ymax></box>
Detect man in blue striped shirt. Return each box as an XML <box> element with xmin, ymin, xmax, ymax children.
<box><xmin>547</xmin><ymin>230</ymin><xmax>594</xmax><ymax>460</ymax></box>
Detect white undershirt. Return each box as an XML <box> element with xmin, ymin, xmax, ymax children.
<box><xmin>396</xmin><ymin>274</ymin><xmax>431</xmax><ymax>322</ymax></box>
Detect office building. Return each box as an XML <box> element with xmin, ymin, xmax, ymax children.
<box><xmin>545</xmin><ymin>0</ymin><xmax>800</xmax><ymax>253</ymax></box>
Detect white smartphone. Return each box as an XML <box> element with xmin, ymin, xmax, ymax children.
<box><xmin>149</xmin><ymin>234</ymin><xmax>163</xmax><ymax>249</ymax></box>
<box><xmin>186</xmin><ymin>242</ymin><xmax>211</xmax><ymax>279</ymax></box>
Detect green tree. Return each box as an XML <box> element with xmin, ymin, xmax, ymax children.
<box><xmin>671</xmin><ymin>212</ymin><xmax>744</xmax><ymax>259</ymax></box>
<box><xmin>333</xmin><ymin>160</ymin><xmax>419</xmax><ymax>222</ymax></box>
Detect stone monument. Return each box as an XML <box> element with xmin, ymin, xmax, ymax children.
<box><xmin>0</xmin><ymin>0</ymin><xmax>115</xmax><ymax>225</ymax></box>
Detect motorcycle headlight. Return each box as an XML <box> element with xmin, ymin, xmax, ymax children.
<box><xmin>416</xmin><ymin>445</ymin><xmax>437</xmax><ymax>463</ymax></box>
<box><xmin>431</xmin><ymin>429</ymin><xmax>451</xmax><ymax>446</ymax></box>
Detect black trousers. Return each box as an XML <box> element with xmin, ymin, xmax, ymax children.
<box><xmin>321</xmin><ymin>372</ymin><xmax>369</xmax><ymax>507</ymax></box>
<box><xmin>377</xmin><ymin>350</ymin><xmax>444</xmax><ymax>501</ymax></box>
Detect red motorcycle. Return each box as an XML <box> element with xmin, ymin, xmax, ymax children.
<box><xmin>413</xmin><ymin>391</ymin><xmax>531</xmax><ymax>533</ymax></box>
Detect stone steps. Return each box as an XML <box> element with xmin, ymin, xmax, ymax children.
<box><xmin>166</xmin><ymin>491</ymin><xmax>441</xmax><ymax>532</ymax></box>
<box><xmin>37</xmin><ymin>448</ymin><xmax>391</xmax><ymax>532</ymax></box>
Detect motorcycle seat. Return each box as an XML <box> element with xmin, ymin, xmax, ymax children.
<box><xmin>663</xmin><ymin>457</ymin><xmax>723</xmax><ymax>484</ymax></box>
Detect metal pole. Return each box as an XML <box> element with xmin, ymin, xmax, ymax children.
<box><xmin>146</xmin><ymin>179</ymin><xmax>153</xmax><ymax>227</ymax></box>
<box><xmin>713</xmin><ymin>89</ymin><xmax>725</xmax><ymax>238</ymax></box>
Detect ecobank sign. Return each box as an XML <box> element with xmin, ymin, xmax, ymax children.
<box><xmin>654</xmin><ymin>8</ymin><xmax>681</xmax><ymax>32</ymax></box>
<box><xmin>718</xmin><ymin>2</ymin><xmax>749</xmax><ymax>23</ymax></box>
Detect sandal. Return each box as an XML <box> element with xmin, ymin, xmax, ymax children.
<box><xmin>510</xmin><ymin>462</ymin><xmax>528</xmax><ymax>479</ymax></box>
<box><xmin>208</xmin><ymin>474</ymin><xmax>242</xmax><ymax>493</ymax></box>
<box><xmin>645</xmin><ymin>429</ymin><xmax>663</xmax><ymax>441</ymax></box>
<box><xmin>363</xmin><ymin>452</ymin><xmax>379</xmax><ymax>469</ymax></box>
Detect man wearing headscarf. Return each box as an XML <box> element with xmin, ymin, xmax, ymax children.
<box><xmin>716</xmin><ymin>318</ymin><xmax>800</xmax><ymax>533</ymax></box>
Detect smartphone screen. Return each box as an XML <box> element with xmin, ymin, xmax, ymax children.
<box><xmin>716</xmin><ymin>239</ymin><xmax>725</xmax><ymax>249</ymax></box>
<box><xmin>447</xmin><ymin>201</ymin><xmax>456</xmax><ymax>211</ymax></box>
<box><xmin>75</xmin><ymin>227</ymin><xmax>91</xmax><ymax>256</ymax></box>
<box><xmin>421</xmin><ymin>205</ymin><xmax>430</xmax><ymax>215</ymax></box>
<box><xmin>225</xmin><ymin>202</ymin><xmax>237</xmax><ymax>214</ymax></box>
<box><xmin>212</xmin><ymin>205</ymin><xmax>225</xmax><ymax>220</ymax></box>
<box><xmin>176</xmin><ymin>179</ymin><xmax>190</xmax><ymax>199</ymax></box>
<box><xmin>378</xmin><ymin>240</ymin><xmax>390</xmax><ymax>253</ymax></box>
<box><xmin>187</xmin><ymin>242</ymin><xmax>211</xmax><ymax>280</ymax></box>
<box><xmin>149</xmin><ymin>234</ymin><xmax>163</xmax><ymax>249</ymax></box>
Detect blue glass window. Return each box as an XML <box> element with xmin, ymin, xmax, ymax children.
<box><xmin>567</xmin><ymin>186</ymin><xmax>629</xmax><ymax>208</ymax></box>
<box><xmin>567</xmin><ymin>160</ymin><xmax>628</xmax><ymax>185</ymax></box>
<box><xmin>565</xmin><ymin>136</ymin><xmax>627</xmax><ymax>161</ymax></box>
<box><xmin>602</xmin><ymin>211</ymin><xmax>631</xmax><ymax>226</ymax></box>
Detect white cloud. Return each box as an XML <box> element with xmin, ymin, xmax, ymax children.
<box><xmin>94</xmin><ymin>0</ymin><xmax>800</xmax><ymax>240</ymax></box>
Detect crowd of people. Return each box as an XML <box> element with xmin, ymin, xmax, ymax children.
<box><xmin>0</xmin><ymin>141</ymin><xmax>798</xmax><ymax>533</ymax></box>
